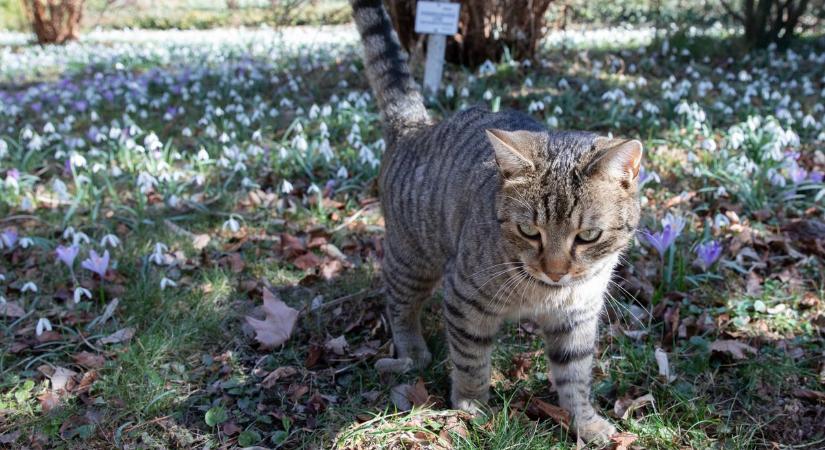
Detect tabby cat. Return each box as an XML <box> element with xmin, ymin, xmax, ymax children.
<box><xmin>351</xmin><ymin>0</ymin><xmax>643</xmax><ymax>443</ymax></box>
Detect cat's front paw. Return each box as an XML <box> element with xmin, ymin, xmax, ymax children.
<box><xmin>575</xmin><ymin>415</ymin><xmax>616</xmax><ymax>445</ymax></box>
<box><xmin>451</xmin><ymin>391</ymin><xmax>489</xmax><ymax>417</ymax></box>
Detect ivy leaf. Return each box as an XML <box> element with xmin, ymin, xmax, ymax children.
<box><xmin>204</xmin><ymin>406</ymin><xmax>228</xmax><ymax>427</ymax></box>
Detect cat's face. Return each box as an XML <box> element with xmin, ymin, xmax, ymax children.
<box><xmin>488</xmin><ymin>129</ymin><xmax>642</xmax><ymax>287</ymax></box>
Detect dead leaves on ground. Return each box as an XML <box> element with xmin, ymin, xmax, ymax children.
<box><xmin>245</xmin><ymin>288</ymin><xmax>299</xmax><ymax>349</ymax></box>
<box><xmin>36</xmin><ymin>365</ymin><xmax>100</xmax><ymax>413</ymax></box>
<box><xmin>390</xmin><ymin>378</ymin><xmax>433</xmax><ymax>411</ymax></box>
<box><xmin>709</xmin><ymin>339</ymin><xmax>758</xmax><ymax>360</ymax></box>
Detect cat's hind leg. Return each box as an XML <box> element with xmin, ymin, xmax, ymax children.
<box><xmin>376</xmin><ymin>242</ymin><xmax>440</xmax><ymax>373</ymax></box>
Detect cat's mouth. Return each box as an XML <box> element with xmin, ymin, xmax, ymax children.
<box><xmin>519</xmin><ymin>267</ymin><xmax>585</xmax><ymax>288</ymax></box>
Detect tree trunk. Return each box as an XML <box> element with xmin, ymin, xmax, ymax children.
<box><xmin>21</xmin><ymin>0</ymin><xmax>86</xmax><ymax>45</ymax></box>
<box><xmin>387</xmin><ymin>0</ymin><xmax>555</xmax><ymax>68</ymax></box>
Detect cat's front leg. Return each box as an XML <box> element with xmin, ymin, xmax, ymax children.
<box><xmin>542</xmin><ymin>313</ymin><xmax>616</xmax><ymax>444</ymax></box>
<box><xmin>443</xmin><ymin>277</ymin><xmax>501</xmax><ymax>415</ymax></box>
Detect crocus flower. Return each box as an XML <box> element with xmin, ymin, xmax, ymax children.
<box><xmin>638</xmin><ymin>167</ymin><xmax>660</xmax><ymax>188</ymax></box>
<box><xmin>81</xmin><ymin>250</ymin><xmax>110</xmax><ymax>277</ymax></box>
<box><xmin>56</xmin><ymin>245</ymin><xmax>80</xmax><ymax>267</ymax></box>
<box><xmin>661</xmin><ymin>213</ymin><xmax>686</xmax><ymax>235</ymax></box>
<box><xmin>695</xmin><ymin>241</ymin><xmax>723</xmax><ymax>270</ymax></box>
<box><xmin>808</xmin><ymin>170</ymin><xmax>823</xmax><ymax>183</ymax></box>
<box><xmin>643</xmin><ymin>225</ymin><xmax>680</xmax><ymax>258</ymax></box>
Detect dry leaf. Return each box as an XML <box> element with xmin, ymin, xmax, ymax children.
<box><xmin>390</xmin><ymin>383</ymin><xmax>412</xmax><ymax>411</ymax></box>
<box><xmin>324</xmin><ymin>335</ymin><xmax>348</xmax><ymax>356</ymax></box>
<box><xmin>528</xmin><ymin>398</ymin><xmax>571</xmax><ymax>429</ymax></box>
<box><xmin>245</xmin><ymin>288</ymin><xmax>299</xmax><ymax>349</ymax></box>
<box><xmin>38</xmin><ymin>391</ymin><xmax>60</xmax><ymax>413</ymax></box>
<box><xmin>98</xmin><ymin>327</ymin><xmax>135</xmax><ymax>345</ymax></box>
<box><xmin>0</xmin><ymin>301</ymin><xmax>25</xmax><ymax>318</ymax></box>
<box><xmin>72</xmin><ymin>351</ymin><xmax>105</xmax><ymax>369</ymax></box>
<box><xmin>407</xmin><ymin>378</ymin><xmax>430</xmax><ymax>407</ymax></box>
<box><xmin>261</xmin><ymin>366</ymin><xmax>299</xmax><ymax>388</ymax></box>
<box><xmin>192</xmin><ymin>234</ymin><xmax>211</xmax><ymax>250</ymax></box>
<box><xmin>610</xmin><ymin>432</ymin><xmax>639</xmax><ymax>450</ymax></box>
<box><xmin>293</xmin><ymin>252</ymin><xmax>323</xmax><ymax>270</ymax></box>
<box><xmin>613</xmin><ymin>393</ymin><xmax>655</xmax><ymax>420</ymax></box>
<box><xmin>48</xmin><ymin>367</ymin><xmax>78</xmax><ymax>392</ymax></box>
<box><xmin>654</xmin><ymin>347</ymin><xmax>676</xmax><ymax>383</ymax></box>
<box><xmin>709</xmin><ymin>339</ymin><xmax>757</xmax><ymax>360</ymax></box>
<box><xmin>793</xmin><ymin>389</ymin><xmax>825</xmax><ymax>403</ymax></box>
<box><xmin>222</xmin><ymin>422</ymin><xmax>241</xmax><ymax>436</ymax></box>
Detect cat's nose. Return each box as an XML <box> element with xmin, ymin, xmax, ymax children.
<box><xmin>547</xmin><ymin>272</ymin><xmax>566</xmax><ymax>282</ymax></box>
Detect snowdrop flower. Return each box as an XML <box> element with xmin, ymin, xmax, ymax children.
<box><xmin>281</xmin><ymin>179</ymin><xmax>294</xmax><ymax>194</ymax></box>
<box><xmin>73</xmin><ymin>287</ymin><xmax>92</xmax><ymax>303</ymax></box>
<box><xmin>714</xmin><ymin>213</ymin><xmax>731</xmax><ymax>228</ymax></box>
<box><xmin>160</xmin><ymin>277</ymin><xmax>177</xmax><ymax>290</ymax></box>
<box><xmin>307</xmin><ymin>183</ymin><xmax>321</xmax><ymax>195</ymax></box>
<box><xmin>36</xmin><ymin>317</ymin><xmax>52</xmax><ymax>336</ymax></box>
<box><xmin>483</xmin><ymin>90</ymin><xmax>493</xmax><ymax>101</ymax></box>
<box><xmin>337</xmin><ymin>166</ymin><xmax>349</xmax><ymax>179</ymax></box>
<box><xmin>197</xmin><ymin>148</ymin><xmax>210</xmax><ymax>161</ymax></box>
<box><xmin>62</xmin><ymin>227</ymin><xmax>76</xmax><ymax>240</ymax></box>
<box><xmin>81</xmin><ymin>250</ymin><xmax>110</xmax><ymax>277</ymax></box>
<box><xmin>222</xmin><ymin>217</ymin><xmax>240</xmax><ymax>233</ymax></box>
<box><xmin>72</xmin><ymin>231</ymin><xmax>91</xmax><ymax>246</ymax></box>
<box><xmin>22</xmin><ymin>281</ymin><xmax>38</xmax><ymax>293</ymax></box>
<box><xmin>100</xmin><ymin>234</ymin><xmax>120</xmax><ymax>248</ymax></box>
<box><xmin>701</xmin><ymin>139</ymin><xmax>717</xmax><ymax>152</ymax></box>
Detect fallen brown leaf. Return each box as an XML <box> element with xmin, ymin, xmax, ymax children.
<box><xmin>38</xmin><ymin>391</ymin><xmax>60</xmax><ymax>413</ymax></box>
<box><xmin>261</xmin><ymin>366</ymin><xmax>299</xmax><ymax>389</ymax></box>
<box><xmin>407</xmin><ymin>378</ymin><xmax>430</xmax><ymax>407</ymax></box>
<box><xmin>72</xmin><ymin>351</ymin><xmax>105</xmax><ymax>369</ymax></box>
<box><xmin>324</xmin><ymin>335</ymin><xmax>348</xmax><ymax>356</ymax></box>
<box><xmin>793</xmin><ymin>388</ymin><xmax>825</xmax><ymax>403</ymax></box>
<box><xmin>610</xmin><ymin>432</ymin><xmax>639</xmax><ymax>450</ymax></box>
<box><xmin>293</xmin><ymin>252</ymin><xmax>323</xmax><ymax>270</ymax></box>
<box><xmin>0</xmin><ymin>301</ymin><xmax>25</xmax><ymax>318</ymax></box>
<box><xmin>98</xmin><ymin>327</ymin><xmax>135</xmax><ymax>345</ymax></box>
<box><xmin>528</xmin><ymin>398</ymin><xmax>571</xmax><ymax>429</ymax></box>
<box><xmin>613</xmin><ymin>393</ymin><xmax>655</xmax><ymax>420</ymax></box>
<box><xmin>245</xmin><ymin>288</ymin><xmax>299</xmax><ymax>349</ymax></box>
<box><xmin>709</xmin><ymin>339</ymin><xmax>757</xmax><ymax>360</ymax></box>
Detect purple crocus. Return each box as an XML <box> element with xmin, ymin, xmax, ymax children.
<box><xmin>81</xmin><ymin>250</ymin><xmax>110</xmax><ymax>277</ymax></box>
<box><xmin>789</xmin><ymin>165</ymin><xmax>808</xmax><ymax>184</ymax></box>
<box><xmin>56</xmin><ymin>245</ymin><xmax>80</xmax><ymax>268</ymax></box>
<box><xmin>6</xmin><ymin>168</ymin><xmax>19</xmax><ymax>181</ymax></box>
<box><xmin>642</xmin><ymin>225</ymin><xmax>679</xmax><ymax>258</ymax></box>
<box><xmin>809</xmin><ymin>170</ymin><xmax>823</xmax><ymax>183</ymax></box>
<box><xmin>695</xmin><ymin>240</ymin><xmax>722</xmax><ymax>270</ymax></box>
<box><xmin>1</xmin><ymin>228</ymin><xmax>18</xmax><ymax>249</ymax></box>
<box><xmin>638</xmin><ymin>166</ymin><xmax>660</xmax><ymax>188</ymax></box>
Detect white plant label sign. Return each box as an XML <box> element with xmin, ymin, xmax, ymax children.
<box><xmin>414</xmin><ymin>1</ymin><xmax>461</xmax><ymax>35</ymax></box>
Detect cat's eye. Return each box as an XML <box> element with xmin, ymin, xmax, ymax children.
<box><xmin>517</xmin><ymin>224</ymin><xmax>541</xmax><ymax>239</ymax></box>
<box><xmin>576</xmin><ymin>229</ymin><xmax>602</xmax><ymax>243</ymax></box>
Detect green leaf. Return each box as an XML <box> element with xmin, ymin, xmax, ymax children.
<box><xmin>271</xmin><ymin>430</ymin><xmax>288</xmax><ymax>445</ymax></box>
<box><xmin>205</xmin><ymin>406</ymin><xmax>228</xmax><ymax>426</ymax></box>
<box><xmin>237</xmin><ymin>430</ymin><xmax>261</xmax><ymax>447</ymax></box>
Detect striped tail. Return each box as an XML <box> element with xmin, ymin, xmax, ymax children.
<box><xmin>350</xmin><ymin>0</ymin><xmax>429</xmax><ymax>136</ymax></box>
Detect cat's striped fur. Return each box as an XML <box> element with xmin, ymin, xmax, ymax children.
<box><xmin>351</xmin><ymin>0</ymin><xmax>643</xmax><ymax>443</ymax></box>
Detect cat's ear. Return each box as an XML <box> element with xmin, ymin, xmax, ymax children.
<box><xmin>486</xmin><ymin>129</ymin><xmax>537</xmax><ymax>178</ymax></box>
<box><xmin>593</xmin><ymin>138</ymin><xmax>643</xmax><ymax>182</ymax></box>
